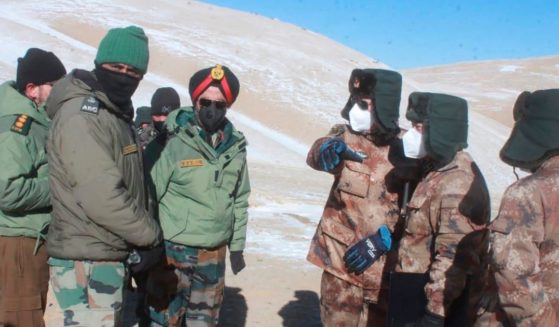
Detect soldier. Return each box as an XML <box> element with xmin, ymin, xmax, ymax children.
<box><xmin>144</xmin><ymin>64</ymin><xmax>250</xmax><ymax>327</ymax></box>
<box><xmin>306</xmin><ymin>68</ymin><xmax>404</xmax><ymax>326</ymax></box>
<box><xmin>135</xmin><ymin>105</ymin><xmax>156</xmax><ymax>149</ymax></box>
<box><xmin>393</xmin><ymin>92</ymin><xmax>491</xmax><ymax>326</ymax></box>
<box><xmin>489</xmin><ymin>89</ymin><xmax>559</xmax><ymax>325</ymax></box>
<box><xmin>150</xmin><ymin>86</ymin><xmax>180</xmax><ymax>136</ymax></box>
<box><xmin>0</xmin><ymin>48</ymin><xmax>65</xmax><ymax>327</ymax></box>
<box><xmin>43</xmin><ymin>26</ymin><xmax>162</xmax><ymax>326</ymax></box>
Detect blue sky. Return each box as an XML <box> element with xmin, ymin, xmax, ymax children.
<box><xmin>202</xmin><ymin>0</ymin><xmax>559</xmax><ymax>69</ymax></box>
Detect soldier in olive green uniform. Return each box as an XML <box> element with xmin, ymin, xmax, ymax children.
<box><xmin>145</xmin><ymin>65</ymin><xmax>249</xmax><ymax>327</ymax></box>
<box><xmin>0</xmin><ymin>48</ymin><xmax>66</xmax><ymax>327</ymax></box>
<box><xmin>43</xmin><ymin>26</ymin><xmax>162</xmax><ymax>327</ymax></box>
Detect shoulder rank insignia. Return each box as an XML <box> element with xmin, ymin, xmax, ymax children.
<box><xmin>10</xmin><ymin>114</ymin><xmax>33</xmax><ymax>135</ymax></box>
<box><xmin>180</xmin><ymin>159</ymin><xmax>204</xmax><ymax>168</ymax></box>
<box><xmin>122</xmin><ymin>144</ymin><xmax>138</xmax><ymax>156</ymax></box>
<box><xmin>80</xmin><ymin>95</ymin><xmax>100</xmax><ymax>114</ymax></box>
<box><xmin>328</xmin><ymin>124</ymin><xmax>346</xmax><ymax>137</ymax></box>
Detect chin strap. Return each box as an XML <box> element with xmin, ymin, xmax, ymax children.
<box><xmin>513</xmin><ymin>167</ymin><xmax>520</xmax><ymax>181</ymax></box>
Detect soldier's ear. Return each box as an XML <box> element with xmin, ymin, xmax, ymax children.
<box><xmin>24</xmin><ymin>83</ymin><xmax>40</xmax><ymax>101</ymax></box>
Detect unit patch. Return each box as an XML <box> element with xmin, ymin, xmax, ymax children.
<box><xmin>10</xmin><ymin>114</ymin><xmax>33</xmax><ymax>135</ymax></box>
<box><xmin>180</xmin><ymin>159</ymin><xmax>204</xmax><ymax>168</ymax></box>
<box><xmin>122</xmin><ymin>144</ymin><xmax>138</xmax><ymax>156</ymax></box>
<box><xmin>80</xmin><ymin>96</ymin><xmax>100</xmax><ymax>114</ymax></box>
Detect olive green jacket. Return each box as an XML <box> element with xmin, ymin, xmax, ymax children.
<box><xmin>0</xmin><ymin>81</ymin><xmax>51</xmax><ymax>241</ymax></box>
<box><xmin>45</xmin><ymin>69</ymin><xmax>162</xmax><ymax>261</ymax></box>
<box><xmin>144</xmin><ymin>107</ymin><xmax>250</xmax><ymax>251</ymax></box>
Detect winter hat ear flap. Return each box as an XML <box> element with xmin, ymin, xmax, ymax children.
<box><xmin>340</xmin><ymin>95</ymin><xmax>353</xmax><ymax>120</ymax></box>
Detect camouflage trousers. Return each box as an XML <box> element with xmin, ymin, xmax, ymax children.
<box><xmin>43</xmin><ymin>258</ymin><xmax>126</xmax><ymax>327</ymax></box>
<box><xmin>146</xmin><ymin>241</ymin><xmax>226</xmax><ymax>327</ymax></box>
<box><xmin>320</xmin><ymin>271</ymin><xmax>386</xmax><ymax>327</ymax></box>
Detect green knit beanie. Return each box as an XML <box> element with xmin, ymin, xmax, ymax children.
<box><xmin>95</xmin><ymin>26</ymin><xmax>149</xmax><ymax>74</ymax></box>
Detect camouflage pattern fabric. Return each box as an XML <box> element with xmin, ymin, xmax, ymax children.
<box><xmin>137</xmin><ymin>124</ymin><xmax>157</xmax><ymax>149</ymax></box>
<box><xmin>146</xmin><ymin>241</ymin><xmax>226</xmax><ymax>327</ymax></box>
<box><xmin>489</xmin><ymin>155</ymin><xmax>559</xmax><ymax>326</ymax></box>
<box><xmin>395</xmin><ymin>151</ymin><xmax>495</xmax><ymax>323</ymax></box>
<box><xmin>43</xmin><ymin>258</ymin><xmax>126</xmax><ymax>327</ymax></box>
<box><xmin>306</xmin><ymin>124</ymin><xmax>402</xmax><ymax>324</ymax></box>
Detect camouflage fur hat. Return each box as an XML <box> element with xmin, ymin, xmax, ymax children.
<box><xmin>341</xmin><ymin>68</ymin><xmax>402</xmax><ymax>132</ymax></box>
<box><xmin>500</xmin><ymin>89</ymin><xmax>559</xmax><ymax>170</ymax></box>
<box><xmin>406</xmin><ymin>92</ymin><xmax>468</xmax><ymax>164</ymax></box>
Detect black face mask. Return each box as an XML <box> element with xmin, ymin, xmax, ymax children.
<box><xmin>197</xmin><ymin>104</ymin><xmax>226</xmax><ymax>133</ymax></box>
<box><xmin>153</xmin><ymin>121</ymin><xmax>165</xmax><ymax>133</ymax></box>
<box><xmin>95</xmin><ymin>67</ymin><xmax>140</xmax><ymax>107</ymax></box>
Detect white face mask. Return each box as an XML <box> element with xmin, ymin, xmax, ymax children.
<box><xmin>402</xmin><ymin>128</ymin><xmax>427</xmax><ymax>158</ymax></box>
<box><xmin>348</xmin><ymin>103</ymin><xmax>372</xmax><ymax>133</ymax></box>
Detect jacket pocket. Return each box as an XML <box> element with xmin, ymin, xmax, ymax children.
<box><xmin>321</xmin><ymin>218</ymin><xmax>356</xmax><ymax>246</ymax></box>
<box><xmin>338</xmin><ymin>164</ymin><xmax>370</xmax><ymax>198</ymax></box>
<box><xmin>161</xmin><ymin>209</ymin><xmax>189</xmax><ymax>241</ymax></box>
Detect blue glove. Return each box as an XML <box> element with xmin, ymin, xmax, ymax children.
<box><xmin>319</xmin><ymin>138</ymin><xmax>365</xmax><ymax>172</ymax></box>
<box><xmin>343</xmin><ymin>225</ymin><xmax>392</xmax><ymax>274</ymax></box>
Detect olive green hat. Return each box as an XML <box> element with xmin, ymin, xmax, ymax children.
<box><xmin>95</xmin><ymin>25</ymin><xmax>149</xmax><ymax>74</ymax></box>
<box><xmin>341</xmin><ymin>68</ymin><xmax>402</xmax><ymax>132</ymax></box>
<box><xmin>406</xmin><ymin>92</ymin><xmax>468</xmax><ymax>164</ymax></box>
<box><xmin>500</xmin><ymin>89</ymin><xmax>559</xmax><ymax>170</ymax></box>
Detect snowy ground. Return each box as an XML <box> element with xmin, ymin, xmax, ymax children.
<box><xmin>1</xmin><ymin>0</ymin><xmax>558</xmax><ymax>325</ymax></box>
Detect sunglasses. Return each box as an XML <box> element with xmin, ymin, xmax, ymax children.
<box><xmin>199</xmin><ymin>98</ymin><xmax>227</xmax><ymax>110</ymax></box>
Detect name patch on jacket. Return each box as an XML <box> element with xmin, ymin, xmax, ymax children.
<box><xmin>80</xmin><ymin>96</ymin><xmax>99</xmax><ymax>114</ymax></box>
<box><xmin>10</xmin><ymin>114</ymin><xmax>33</xmax><ymax>135</ymax></box>
<box><xmin>122</xmin><ymin>144</ymin><xmax>138</xmax><ymax>156</ymax></box>
<box><xmin>180</xmin><ymin>159</ymin><xmax>204</xmax><ymax>168</ymax></box>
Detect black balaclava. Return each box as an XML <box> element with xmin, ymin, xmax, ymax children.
<box><xmin>94</xmin><ymin>65</ymin><xmax>140</xmax><ymax>107</ymax></box>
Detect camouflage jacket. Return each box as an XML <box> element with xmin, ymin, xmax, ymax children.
<box><xmin>306</xmin><ymin>124</ymin><xmax>402</xmax><ymax>303</ymax></box>
<box><xmin>137</xmin><ymin>124</ymin><xmax>157</xmax><ymax>149</ymax></box>
<box><xmin>489</xmin><ymin>156</ymin><xmax>559</xmax><ymax>326</ymax></box>
<box><xmin>395</xmin><ymin>151</ymin><xmax>491</xmax><ymax>319</ymax></box>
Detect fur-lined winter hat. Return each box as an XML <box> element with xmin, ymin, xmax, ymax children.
<box><xmin>341</xmin><ymin>68</ymin><xmax>402</xmax><ymax>132</ymax></box>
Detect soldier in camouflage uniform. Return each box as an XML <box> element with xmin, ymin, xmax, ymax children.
<box><xmin>489</xmin><ymin>89</ymin><xmax>559</xmax><ymax>326</ymax></box>
<box><xmin>393</xmin><ymin>92</ymin><xmax>493</xmax><ymax>326</ymax></box>
<box><xmin>0</xmin><ymin>48</ymin><xmax>65</xmax><ymax>327</ymax></box>
<box><xmin>306</xmin><ymin>68</ymin><xmax>404</xmax><ymax>326</ymax></box>
<box><xmin>43</xmin><ymin>26</ymin><xmax>162</xmax><ymax>326</ymax></box>
<box><xmin>144</xmin><ymin>65</ymin><xmax>249</xmax><ymax>327</ymax></box>
<box><xmin>135</xmin><ymin>106</ymin><xmax>156</xmax><ymax>149</ymax></box>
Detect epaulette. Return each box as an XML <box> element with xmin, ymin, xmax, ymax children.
<box><xmin>10</xmin><ymin>114</ymin><xmax>33</xmax><ymax>135</ymax></box>
<box><xmin>328</xmin><ymin>124</ymin><xmax>347</xmax><ymax>137</ymax></box>
<box><xmin>80</xmin><ymin>95</ymin><xmax>100</xmax><ymax>115</ymax></box>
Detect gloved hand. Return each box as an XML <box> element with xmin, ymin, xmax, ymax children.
<box><xmin>230</xmin><ymin>251</ymin><xmax>246</xmax><ymax>275</ymax></box>
<box><xmin>319</xmin><ymin>138</ymin><xmax>365</xmax><ymax>172</ymax></box>
<box><xmin>343</xmin><ymin>225</ymin><xmax>392</xmax><ymax>274</ymax></box>
<box><xmin>128</xmin><ymin>244</ymin><xmax>164</xmax><ymax>275</ymax></box>
<box><xmin>406</xmin><ymin>311</ymin><xmax>444</xmax><ymax>327</ymax></box>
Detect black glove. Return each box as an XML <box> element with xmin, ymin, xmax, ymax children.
<box><xmin>230</xmin><ymin>251</ymin><xmax>246</xmax><ymax>275</ymax></box>
<box><xmin>407</xmin><ymin>311</ymin><xmax>444</xmax><ymax>327</ymax></box>
<box><xmin>319</xmin><ymin>138</ymin><xmax>365</xmax><ymax>172</ymax></box>
<box><xmin>343</xmin><ymin>225</ymin><xmax>392</xmax><ymax>274</ymax></box>
<box><xmin>128</xmin><ymin>244</ymin><xmax>164</xmax><ymax>274</ymax></box>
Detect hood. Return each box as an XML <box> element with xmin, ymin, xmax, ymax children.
<box><xmin>46</xmin><ymin>69</ymin><xmax>132</xmax><ymax>121</ymax></box>
<box><xmin>500</xmin><ymin>89</ymin><xmax>559</xmax><ymax>170</ymax></box>
<box><xmin>406</xmin><ymin>92</ymin><xmax>468</xmax><ymax>165</ymax></box>
<box><xmin>0</xmin><ymin>81</ymin><xmax>49</xmax><ymax>126</ymax></box>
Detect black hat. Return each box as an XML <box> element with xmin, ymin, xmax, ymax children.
<box><xmin>16</xmin><ymin>48</ymin><xmax>66</xmax><ymax>92</ymax></box>
<box><xmin>151</xmin><ymin>87</ymin><xmax>180</xmax><ymax>115</ymax></box>
<box><xmin>189</xmin><ymin>64</ymin><xmax>240</xmax><ymax>106</ymax></box>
